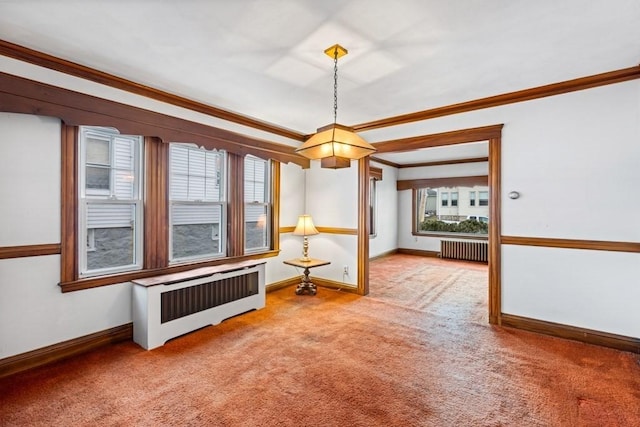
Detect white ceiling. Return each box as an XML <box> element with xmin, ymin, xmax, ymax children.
<box><xmin>1</xmin><ymin>0</ymin><xmax>639</xmax><ymax>164</ymax></box>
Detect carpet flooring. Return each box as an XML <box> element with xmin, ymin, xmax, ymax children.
<box><xmin>1</xmin><ymin>254</ymin><xmax>639</xmax><ymax>426</ymax></box>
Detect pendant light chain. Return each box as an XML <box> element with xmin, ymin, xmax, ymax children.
<box><xmin>333</xmin><ymin>47</ymin><xmax>339</xmax><ymax>125</ymax></box>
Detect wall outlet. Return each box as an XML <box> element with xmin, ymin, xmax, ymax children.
<box><xmin>343</xmin><ymin>265</ymin><xmax>349</xmax><ymax>275</ymax></box>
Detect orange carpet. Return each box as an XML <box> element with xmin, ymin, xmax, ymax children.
<box><xmin>1</xmin><ymin>254</ymin><xmax>639</xmax><ymax>426</ymax></box>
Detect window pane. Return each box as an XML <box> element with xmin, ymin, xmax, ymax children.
<box><xmin>86</xmin><ymin>166</ymin><xmax>110</xmax><ymax>190</ymax></box>
<box><xmin>244</xmin><ymin>155</ymin><xmax>269</xmax><ymax>251</ymax></box>
<box><xmin>85</xmin><ymin>203</ymin><xmax>136</xmax><ymax>271</ymax></box>
<box><xmin>86</xmin><ymin>137</ymin><xmax>110</xmax><ymax>165</ymax></box>
<box><xmin>479</xmin><ymin>191</ymin><xmax>489</xmax><ymax>206</ymax></box>
<box><xmin>171</xmin><ymin>203</ymin><xmax>223</xmax><ymax>259</ymax></box>
<box><xmin>170</xmin><ymin>145</ymin><xmax>223</xmax><ymax>202</ymax></box>
<box><xmin>245</xmin><ymin>204</ymin><xmax>268</xmax><ymax>250</ymax></box>
<box><xmin>416</xmin><ymin>185</ymin><xmax>489</xmax><ymax>235</ymax></box>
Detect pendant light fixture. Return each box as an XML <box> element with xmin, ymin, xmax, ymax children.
<box><xmin>295</xmin><ymin>44</ymin><xmax>376</xmax><ymax>169</ymax></box>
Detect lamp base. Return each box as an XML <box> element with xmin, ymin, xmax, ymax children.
<box><xmin>321</xmin><ymin>156</ymin><xmax>351</xmax><ymax>169</ymax></box>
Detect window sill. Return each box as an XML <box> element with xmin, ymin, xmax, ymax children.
<box><xmin>412</xmin><ymin>231</ymin><xmax>488</xmax><ymax>241</ymax></box>
<box><xmin>59</xmin><ymin>250</ymin><xmax>280</xmax><ymax>293</ymax></box>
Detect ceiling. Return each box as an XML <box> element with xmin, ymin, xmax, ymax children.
<box><xmin>1</xmin><ymin>0</ymin><xmax>639</xmax><ymax>165</ymax></box>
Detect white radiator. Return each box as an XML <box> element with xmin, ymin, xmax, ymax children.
<box><xmin>132</xmin><ymin>260</ymin><xmax>266</xmax><ymax>350</ymax></box>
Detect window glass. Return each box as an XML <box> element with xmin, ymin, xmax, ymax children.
<box><xmin>170</xmin><ymin>144</ymin><xmax>226</xmax><ymax>261</ymax></box>
<box><xmin>416</xmin><ymin>185</ymin><xmax>489</xmax><ymax>235</ymax></box>
<box><xmin>79</xmin><ymin>127</ymin><xmax>143</xmax><ymax>276</ymax></box>
<box><xmin>479</xmin><ymin>191</ymin><xmax>489</xmax><ymax>206</ymax></box>
<box><xmin>244</xmin><ymin>155</ymin><xmax>270</xmax><ymax>251</ymax></box>
<box><xmin>369</xmin><ymin>178</ymin><xmax>377</xmax><ymax>236</ymax></box>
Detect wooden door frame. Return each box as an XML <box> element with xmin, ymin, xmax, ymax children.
<box><xmin>358</xmin><ymin>124</ymin><xmax>503</xmax><ymax>325</ymax></box>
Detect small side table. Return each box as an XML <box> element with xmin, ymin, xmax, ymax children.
<box><xmin>283</xmin><ymin>258</ymin><xmax>331</xmax><ymax>296</ymax></box>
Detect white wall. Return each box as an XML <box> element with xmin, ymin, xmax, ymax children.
<box><xmin>0</xmin><ymin>114</ymin><xmax>132</xmax><ymax>358</ymax></box>
<box><xmin>0</xmin><ymin>113</ymin><xmax>307</xmax><ymax>359</ymax></box>
<box><xmin>369</xmin><ymin>162</ymin><xmax>398</xmax><ymax>258</ymax></box>
<box><xmin>397</xmin><ymin>161</ymin><xmax>489</xmax><ymax>252</ymax></box>
<box><xmin>304</xmin><ymin>160</ymin><xmax>359</xmax><ymax>285</ymax></box>
<box><xmin>366</xmin><ymin>79</ymin><xmax>640</xmax><ymax>339</ymax></box>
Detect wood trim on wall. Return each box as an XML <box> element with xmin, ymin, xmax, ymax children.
<box><xmin>0</xmin><ymin>72</ymin><xmax>309</xmax><ymax>168</ymax></box>
<box><xmin>397</xmin><ymin>248</ymin><xmax>440</xmax><ymax>258</ymax></box>
<box><xmin>316</xmin><ymin>227</ymin><xmax>358</xmax><ymax>235</ymax></box>
<box><xmin>265</xmin><ymin>277</ymin><xmax>299</xmax><ymax>293</ymax></box>
<box><xmin>144</xmin><ymin>138</ymin><xmax>169</xmax><ymax>269</ymax></box>
<box><xmin>373</xmin><ymin>124</ymin><xmax>504</xmax><ymax>153</ymax></box>
<box><xmin>60</xmin><ymin>124</ymin><xmax>78</xmax><ymax>283</ymax></box>
<box><xmin>370</xmin><ymin>166</ymin><xmax>383</xmax><ymax>180</ymax></box>
<box><xmin>501</xmin><ymin>236</ymin><xmax>640</xmax><ymax>253</ymax></box>
<box><xmin>0</xmin><ymin>39</ymin><xmax>305</xmax><ymax>142</ymax></box>
<box><xmin>271</xmin><ymin>162</ymin><xmax>281</xmax><ymax>252</ymax></box>
<box><xmin>313</xmin><ymin>277</ymin><xmax>360</xmax><ymax>294</ymax></box>
<box><xmin>399</xmin><ymin>156</ymin><xmax>489</xmax><ymax>169</ymax></box>
<box><xmin>397</xmin><ymin>175</ymin><xmax>488</xmax><ymax>191</ymax></box>
<box><xmin>354</xmin><ymin>66</ymin><xmax>640</xmax><ymax>132</ymax></box>
<box><xmin>501</xmin><ymin>314</ymin><xmax>640</xmax><ymax>354</ymax></box>
<box><xmin>488</xmin><ymin>137</ymin><xmax>502</xmax><ymax>325</ymax></box>
<box><xmin>227</xmin><ymin>153</ymin><xmax>245</xmax><ymax>257</ymax></box>
<box><xmin>369</xmin><ymin>248</ymin><xmax>399</xmax><ymax>261</ymax></box>
<box><xmin>0</xmin><ymin>323</ymin><xmax>133</xmax><ymax>379</ymax></box>
<box><xmin>369</xmin><ymin>156</ymin><xmax>400</xmax><ymax>168</ymax></box>
<box><xmin>0</xmin><ymin>243</ymin><xmax>61</xmax><ymax>260</ymax></box>
<box><xmin>279</xmin><ymin>226</ymin><xmax>358</xmax><ymax>235</ymax></box>
<box><xmin>357</xmin><ymin>158</ymin><xmax>370</xmax><ymax>296</ymax></box>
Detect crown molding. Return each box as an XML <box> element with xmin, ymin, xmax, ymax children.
<box><xmin>354</xmin><ymin>65</ymin><xmax>640</xmax><ymax>132</ymax></box>
<box><xmin>0</xmin><ymin>39</ymin><xmax>306</xmax><ymax>142</ymax></box>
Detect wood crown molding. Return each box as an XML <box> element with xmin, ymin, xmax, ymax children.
<box><xmin>501</xmin><ymin>235</ymin><xmax>640</xmax><ymax>253</ymax></box>
<box><xmin>354</xmin><ymin>65</ymin><xmax>640</xmax><ymax>132</ymax></box>
<box><xmin>397</xmin><ymin>175</ymin><xmax>488</xmax><ymax>191</ymax></box>
<box><xmin>0</xmin><ymin>323</ymin><xmax>132</xmax><ymax>379</ymax></box>
<box><xmin>501</xmin><ymin>314</ymin><xmax>640</xmax><ymax>354</ymax></box>
<box><xmin>0</xmin><ymin>72</ymin><xmax>309</xmax><ymax>167</ymax></box>
<box><xmin>373</xmin><ymin>124</ymin><xmax>503</xmax><ymax>153</ymax></box>
<box><xmin>0</xmin><ymin>39</ymin><xmax>305</xmax><ymax>142</ymax></box>
<box><xmin>0</xmin><ymin>243</ymin><xmax>61</xmax><ymax>260</ymax></box>
<box><xmin>399</xmin><ymin>156</ymin><xmax>489</xmax><ymax>169</ymax></box>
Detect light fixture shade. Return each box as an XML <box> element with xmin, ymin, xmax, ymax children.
<box><xmin>295</xmin><ymin>123</ymin><xmax>376</xmax><ymax>161</ymax></box>
<box><xmin>293</xmin><ymin>214</ymin><xmax>319</xmax><ymax>236</ymax></box>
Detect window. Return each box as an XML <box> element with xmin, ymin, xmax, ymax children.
<box><xmin>169</xmin><ymin>144</ymin><xmax>226</xmax><ymax>261</ymax></box>
<box><xmin>244</xmin><ymin>155</ymin><xmax>270</xmax><ymax>252</ymax></box>
<box><xmin>79</xmin><ymin>127</ymin><xmax>143</xmax><ymax>276</ymax></box>
<box><xmin>415</xmin><ymin>184</ymin><xmax>489</xmax><ymax>236</ymax></box>
<box><xmin>469</xmin><ymin>191</ymin><xmax>476</xmax><ymax>206</ymax></box>
<box><xmin>479</xmin><ymin>191</ymin><xmax>489</xmax><ymax>206</ymax></box>
<box><xmin>369</xmin><ymin>178</ymin><xmax>377</xmax><ymax>236</ymax></box>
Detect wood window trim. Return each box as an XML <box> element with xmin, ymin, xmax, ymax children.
<box><xmin>60</xmin><ymin>125</ymin><xmax>281</xmax><ymax>293</ymax></box>
<box><xmin>0</xmin><ymin>72</ymin><xmax>309</xmax><ymax>168</ymax></box>
<box><xmin>398</xmin><ymin>175</ymin><xmax>488</xmax><ymax>191</ymax></box>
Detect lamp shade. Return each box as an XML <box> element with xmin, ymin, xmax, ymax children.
<box><xmin>293</xmin><ymin>214</ymin><xmax>319</xmax><ymax>236</ymax></box>
<box><xmin>295</xmin><ymin>123</ymin><xmax>376</xmax><ymax>162</ymax></box>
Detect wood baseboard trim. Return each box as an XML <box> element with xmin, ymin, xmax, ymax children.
<box><xmin>501</xmin><ymin>313</ymin><xmax>640</xmax><ymax>354</ymax></box>
<box><xmin>397</xmin><ymin>248</ymin><xmax>440</xmax><ymax>258</ymax></box>
<box><xmin>313</xmin><ymin>277</ymin><xmax>359</xmax><ymax>294</ymax></box>
<box><xmin>369</xmin><ymin>249</ymin><xmax>399</xmax><ymax>261</ymax></box>
<box><xmin>0</xmin><ymin>323</ymin><xmax>133</xmax><ymax>379</ymax></box>
<box><xmin>266</xmin><ymin>277</ymin><xmax>299</xmax><ymax>292</ymax></box>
